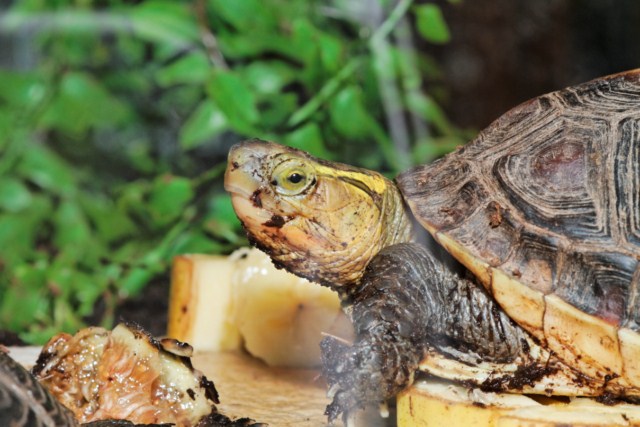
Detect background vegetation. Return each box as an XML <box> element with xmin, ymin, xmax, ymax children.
<box><xmin>0</xmin><ymin>0</ymin><xmax>467</xmax><ymax>343</ymax></box>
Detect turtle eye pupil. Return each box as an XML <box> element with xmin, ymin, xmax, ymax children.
<box><xmin>288</xmin><ymin>173</ymin><xmax>304</xmax><ymax>184</ymax></box>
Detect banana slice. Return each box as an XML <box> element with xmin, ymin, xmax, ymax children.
<box><xmin>168</xmin><ymin>254</ymin><xmax>242</xmax><ymax>352</ymax></box>
<box><xmin>398</xmin><ymin>377</ymin><xmax>640</xmax><ymax>427</ymax></box>
<box><xmin>231</xmin><ymin>248</ymin><xmax>352</xmax><ymax>368</ymax></box>
<box><xmin>168</xmin><ymin>248</ymin><xmax>352</xmax><ymax>367</ymax></box>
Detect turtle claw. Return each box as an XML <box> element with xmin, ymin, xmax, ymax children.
<box><xmin>320</xmin><ymin>336</ymin><xmax>386</xmax><ymax>423</ymax></box>
<box><xmin>324</xmin><ymin>390</ymin><xmax>355</xmax><ymax>424</ymax></box>
<box><xmin>320</xmin><ymin>336</ymin><xmax>356</xmax><ymax>422</ymax></box>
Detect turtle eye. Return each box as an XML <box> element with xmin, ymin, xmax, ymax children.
<box><xmin>271</xmin><ymin>160</ymin><xmax>316</xmax><ymax>196</ymax></box>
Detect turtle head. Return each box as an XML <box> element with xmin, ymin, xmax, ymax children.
<box><xmin>224</xmin><ymin>139</ymin><xmax>413</xmax><ymax>288</ymax></box>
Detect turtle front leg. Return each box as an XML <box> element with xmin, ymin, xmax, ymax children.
<box><xmin>321</xmin><ymin>242</ymin><xmax>530</xmax><ymax>422</ymax></box>
<box><xmin>320</xmin><ymin>315</ymin><xmax>422</xmax><ymax>423</ymax></box>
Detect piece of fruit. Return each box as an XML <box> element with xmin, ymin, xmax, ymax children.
<box><xmin>168</xmin><ymin>248</ymin><xmax>352</xmax><ymax>368</ymax></box>
<box><xmin>168</xmin><ymin>254</ymin><xmax>242</xmax><ymax>352</ymax></box>
<box><xmin>32</xmin><ymin>323</ymin><xmax>219</xmax><ymax>426</ymax></box>
<box><xmin>231</xmin><ymin>248</ymin><xmax>353</xmax><ymax>368</ymax></box>
<box><xmin>398</xmin><ymin>377</ymin><xmax>640</xmax><ymax>427</ymax></box>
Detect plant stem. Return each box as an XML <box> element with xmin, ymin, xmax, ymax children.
<box><xmin>369</xmin><ymin>0</ymin><xmax>416</xmax><ymax>172</ymax></box>
<box><xmin>370</xmin><ymin>0</ymin><xmax>414</xmax><ymax>45</ymax></box>
<box><xmin>192</xmin><ymin>162</ymin><xmax>227</xmax><ymax>188</ymax></box>
<box><xmin>194</xmin><ymin>0</ymin><xmax>228</xmax><ymax>70</ymax></box>
<box><xmin>287</xmin><ymin>59</ymin><xmax>361</xmax><ymax>128</ymax></box>
<box><xmin>287</xmin><ymin>0</ymin><xmax>414</xmax><ymax>133</ymax></box>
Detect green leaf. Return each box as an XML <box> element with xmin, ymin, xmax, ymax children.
<box><xmin>318</xmin><ymin>33</ymin><xmax>343</xmax><ymax>73</ymax></box>
<box><xmin>329</xmin><ymin>86</ymin><xmax>404</xmax><ymax>172</ymax></box>
<box><xmin>50</xmin><ymin>265</ymin><xmax>108</xmax><ymax>317</ymax></box>
<box><xmin>207</xmin><ymin>71</ymin><xmax>259</xmax><ymax>134</ymax></box>
<box><xmin>52</xmin><ymin>297</ymin><xmax>84</xmax><ymax>332</ymax></box>
<box><xmin>258</xmin><ymin>93</ymin><xmax>298</xmax><ymax>128</ymax></box>
<box><xmin>39</xmin><ymin>72</ymin><xmax>132</xmax><ymax>135</ymax></box>
<box><xmin>168</xmin><ymin>231</ymin><xmax>223</xmax><ymax>257</ymax></box>
<box><xmin>148</xmin><ymin>175</ymin><xmax>194</xmax><ymax>226</ymax></box>
<box><xmin>179</xmin><ymin>99</ymin><xmax>228</xmax><ymax>150</ymax></box>
<box><xmin>287</xmin><ymin>59</ymin><xmax>361</xmax><ymax>128</ymax></box>
<box><xmin>17</xmin><ymin>145</ymin><xmax>76</xmax><ymax>196</ymax></box>
<box><xmin>285</xmin><ymin>123</ymin><xmax>330</xmax><ymax>159</ymax></box>
<box><xmin>203</xmin><ymin>194</ymin><xmax>242</xmax><ymax>243</ymax></box>
<box><xmin>0</xmin><ymin>196</ymin><xmax>50</xmax><ymax>268</ymax></box>
<box><xmin>156</xmin><ymin>52</ymin><xmax>211</xmax><ymax>87</ymax></box>
<box><xmin>0</xmin><ymin>262</ymin><xmax>50</xmax><ymax>330</ymax></box>
<box><xmin>53</xmin><ymin>200</ymin><xmax>92</xmax><ymax>249</ymax></box>
<box><xmin>209</xmin><ymin>0</ymin><xmax>276</xmax><ymax>32</ymax></box>
<box><xmin>290</xmin><ymin>18</ymin><xmax>317</xmax><ymax>60</ymax></box>
<box><xmin>120</xmin><ymin>267</ymin><xmax>155</xmax><ymax>298</ymax></box>
<box><xmin>111</xmin><ymin>240</ymin><xmax>154</xmax><ymax>265</ymax></box>
<box><xmin>0</xmin><ymin>177</ymin><xmax>32</xmax><ymax>213</ymax></box>
<box><xmin>129</xmin><ymin>1</ymin><xmax>199</xmax><ymax>53</ymax></box>
<box><xmin>0</xmin><ymin>110</ymin><xmax>16</xmax><ymax>143</ymax></box>
<box><xmin>13</xmin><ymin>261</ymin><xmax>49</xmax><ymax>294</ymax></box>
<box><xmin>329</xmin><ymin>86</ymin><xmax>374</xmax><ymax>139</ymax></box>
<box><xmin>124</xmin><ymin>140</ymin><xmax>156</xmax><ymax>174</ymax></box>
<box><xmin>242</xmin><ymin>61</ymin><xmax>295</xmax><ymax>95</ymax></box>
<box><xmin>0</xmin><ymin>70</ymin><xmax>46</xmax><ymax>109</ymax></box>
<box><xmin>139</xmin><ymin>215</ymin><xmax>192</xmax><ymax>266</ymax></box>
<box><xmin>20</xmin><ymin>326</ymin><xmax>65</xmax><ymax>346</ymax></box>
<box><xmin>406</xmin><ymin>92</ymin><xmax>454</xmax><ymax>135</ymax></box>
<box><xmin>0</xmin><ymin>285</ymin><xmax>49</xmax><ymax>330</ymax></box>
<box><xmin>116</xmin><ymin>180</ymin><xmax>152</xmax><ymax>223</ymax></box>
<box><xmin>415</xmin><ymin>4</ymin><xmax>451</xmax><ymax>44</ymax></box>
<box><xmin>80</xmin><ymin>194</ymin><xmax>137</xmax><ymax>244</ymax></box>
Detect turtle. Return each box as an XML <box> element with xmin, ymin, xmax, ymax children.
<box><xmin>223</xmin><ymin>69</ymin><xmax>640</xmax><ymax>422</ymax></box>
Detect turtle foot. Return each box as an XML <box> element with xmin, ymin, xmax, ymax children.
<box><xmin>321</xmin><ymin>336</ymin><xmax>371</xmax><ymax>423</ymax></box>
<box><xmin>320</xmin><ymin>335</ymin><xmax>408</xmax><ymax>423</ymax></box>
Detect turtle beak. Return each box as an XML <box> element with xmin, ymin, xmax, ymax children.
<box><xmin>225</xmin><ymin>139</ymin><xmax>297</xmax><ymax>228</ymax></box>
<box><xmin>224</xmin><ymin>139</ymin><xmax>300</xmax><ymax>196</ymax></box>
<box><xmin>224</xmin><ymin>140</ymin><xmax>273</xmax><ymax>233</ymax></box>
<box><xmin>224</xmin><ymin>139</ymin><xmax>269</xmax><ymax>197</ymax></box>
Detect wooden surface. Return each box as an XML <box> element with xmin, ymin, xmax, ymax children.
<box><xmin>194</xmin><ymin>351</ymin><xmax>334</xmax><ymax>426</ymax></box>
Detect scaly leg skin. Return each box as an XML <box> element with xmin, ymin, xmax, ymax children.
<box><xmin>321</xmin><ymin>242</ymin><xmax>530</xmax><ymax>423</ymax></box>
<box><xmin>0</xmin><ymin>351</ymin><xmax>79</xmax><ymax>426</ymax></box>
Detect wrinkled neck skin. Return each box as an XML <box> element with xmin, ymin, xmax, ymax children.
<box><xmin>224</xmin><ymin>140</ymin><xmax>414</xmax><ymax>289</ymax></box>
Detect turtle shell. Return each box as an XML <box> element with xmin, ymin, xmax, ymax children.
<box><xmin>397</xmin><ymin>70</ymin><xmax>640</xmax><ymax>390</ymax></box>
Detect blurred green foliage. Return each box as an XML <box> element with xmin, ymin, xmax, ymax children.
<box><xmin>0</xmin><ymin>0</ymin><xmax>469</xmax><ymax>343</ymax></box>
